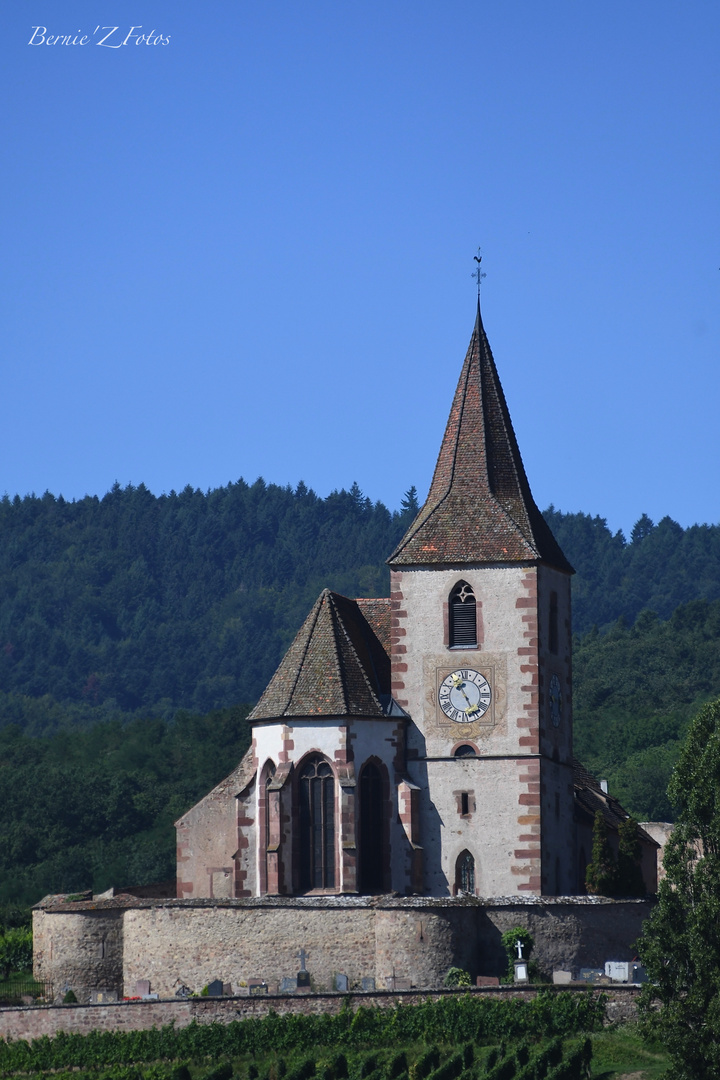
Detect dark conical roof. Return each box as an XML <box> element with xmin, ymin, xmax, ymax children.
<box><xmin>248</xmin><ymin>590</ymin><xmax>392</xmax><ymax>721</ymax></box>
<box><xmin>388</xmin><ymin>304</ymin><xmax>573</xmax><ymax>572</ymax></box>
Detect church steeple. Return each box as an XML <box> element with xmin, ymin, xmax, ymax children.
<box><xmin>388</xmin><ymin>302</ymin><xmax>572</xmax><ymax>572</ymax></box>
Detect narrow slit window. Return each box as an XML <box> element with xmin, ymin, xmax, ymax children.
<box><xmin>449</xmin><ymin>581</ymin><xmax>477</xmax><ymax>648</ymax></box>
<box><xmin>460</xmin><ymin>792</ymin><xmax>470</xmax><ymax>817</ymax></box>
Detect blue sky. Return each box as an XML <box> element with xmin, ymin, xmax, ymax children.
<box><xmin>3</xmin><ymin>1</ymin><xmax>719</xmax><ymax>537</ymax></box>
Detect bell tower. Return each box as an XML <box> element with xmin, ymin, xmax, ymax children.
<box><xmin>387</xmin><ymin>302</ymin><xmax>576</xmax><ymax>897</ymax></box>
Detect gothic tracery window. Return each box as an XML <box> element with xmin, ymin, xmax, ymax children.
<box><xmin>298</xmin><ymin>756</ymin><xmax>336</xmax><ymax>891</ymax></box>
<box><xmin>449</xmin><ymin>581</ymin><xmax>477</xmax><ymax>648</ymax></box>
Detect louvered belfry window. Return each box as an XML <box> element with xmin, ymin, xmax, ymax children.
<box><xmin>299</xmin><ymin>757</ymin><xmax>336</xmax><ymax>891</ymax></box>
<box><xmin>449</xmin><ymin>581</ymin><xmax>477</xmax><ymax>647</ymax></box>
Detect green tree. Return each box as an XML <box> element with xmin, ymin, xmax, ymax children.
<box><xmin>616</xmin><ymin>817</ymin><xmax>646</xmax><ymax>896</ymax></box>
<box><xmin>585</xmin><ymin>810</ymin><xmax>616</xmax><ymax>895</ymax></box>
<box><xmin>638</xmin><ymin>698</ymin><xmax>720</xmax><ymax>1079</ymax></box>
<box><xmin>0</xmin><ymin>926</ymin><xmax>32</xmax><ymax>979</ymax></box>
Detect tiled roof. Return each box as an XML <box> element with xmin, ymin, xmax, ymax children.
<box><xmin>248</xmin><ymin>590</ymin><xmax>392</xmax><ymax>721</ymax></box>
<box><xmin>573</xmin><ymin>759</ymin><xmax>658</xmax><ymax>847</ymax></box>
<box><xmin>388</xmin><ymin>303</ymin><xmax>573</xmax><ymax>572</ymax></box>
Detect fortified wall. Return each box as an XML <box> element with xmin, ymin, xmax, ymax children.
<box><xmin>34</xmin><ymin>894</ymin><xmax>653</xmax><ymax>1004</ymax></box>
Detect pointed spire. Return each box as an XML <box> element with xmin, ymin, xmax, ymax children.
<box><xmin>388</xmin><ymin>306</ymin><xmax>573</xmax><ymax>571</ymax></box>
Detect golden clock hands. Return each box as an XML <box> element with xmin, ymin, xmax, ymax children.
<box><xmin>453</xmin><ymin>680</ymin><xmax>475</xmax><ymax>712</ymax></box>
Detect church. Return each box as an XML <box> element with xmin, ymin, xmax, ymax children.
<box><xmin>33</xmin><ymin>299</ymin><xmax>658</xmax><ymax>1003</ymax></box>
<box><xmin>175</xmin><ymin>300</ymin><xmax>644</xmax><ymax>903</ymax></box>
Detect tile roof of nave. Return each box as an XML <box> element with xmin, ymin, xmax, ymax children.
<box><xmin>388</xmin><ymin>303</ymin><xmax>573</xmax><ymax>572</ymax></box>
<box><xmin>248</xmin><ymin>591</ymin><xmax>392</xmax><ymax>721</ymax></box>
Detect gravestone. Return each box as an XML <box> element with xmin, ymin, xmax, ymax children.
<box><xmin>552</xmin><ymin>971</ymin><xmax>572</xmax><ymax>985</ymax></box>
<box><xmin>206</xmin><ymin>979</ymin><xmax>224</xmax><ymax>997</ymax></box>
<box><xmin>361</xmin><ymin>977</ymin><xmax>376</xmax><ymax>992</ymax></box>
<box><xmin>476</xmin><ymin>976</ymin><xmax>500</xmax><ymax>987</ymax></box>
<box><xmin>632</xmin><ymin>964</ymin><xmax>647</xmax><ymax>983</ymax></box>
<box><xmin>248</xmin><ymin>980</ymin><xmax>268</xmax><ymax>997</ymax></box>
<box><xmin>335</xmin><ymin>973</ymin><xmax>349</xmax><ymax>992</ymax></box>
<box><xmin>135</xmin><ymin>980</ymin><xmax>151</xmax><ymax>997</ymax></box>
<box><xmin>605</xmin><ymin>961</ymin><xmax>630</xmax><ymax>982</ymax></box>
<box><xmin>223</xmin><ymin>983</ymin><xmax>233</xmax><ymax>996</ymax></box>
<box><xmin>175</xmin><ymin>985</ymin><xmax>192</xmax><ymax>998</ymax></box>
<box><xmin>296</xmin><ymin>946</ymin><xmax>311</xmax><ymax>990</ymax></box>
<box><xmin>580</xmin><ymin>968</ymin><xmax>607</xmax><ymax>983</ymax></box>
<box><xmin>280</xmin><ymin>977</ymin><xmax>297</xmax><ymax>993</ymax></box>
<box><xmin>90</xmin><ymin>990</ymin><xmax>119</xmax><ymax>1003</ymax></box>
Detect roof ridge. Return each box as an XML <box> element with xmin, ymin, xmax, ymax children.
<box><xmin>283</xmin><ymin>589</ymin><xmax>328</xmax><ymax>714</ymax></box>
<box><xmin>324</xmin><ymin>592</ymin><xmax>350</xmax><ymax>714</ymax></box>
<box><xmin>335</xmin><ymin>595</ymin><xmax>385</xmax><ymax>713</ymax></box>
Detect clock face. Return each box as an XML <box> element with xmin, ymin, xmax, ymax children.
<box><xmin>549</xmin><ymin>673</ymin><xmax>563</xmax><ymax>728</ymax></box>
<box><xmin>438</xmin><ymin>668</ymin><xmax>492</xmax><ymax>723</ymax></box>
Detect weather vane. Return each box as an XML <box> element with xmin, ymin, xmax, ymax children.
<box><xmin>472</xmin><ymin>247</ymin><xmax>486</xmax><ymax>299</ymax></box>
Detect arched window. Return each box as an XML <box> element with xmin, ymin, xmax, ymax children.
<box><xmin>449</xmin><ymin>582</ymin><xmax>477</xmax><ymax>648</ymax></box>
<box><xmin>453</xmin><ymin>744</ymin><xmax>476</xmax><ymax>758</ymax></box>
<box><xmin>298</xmin><ymin>757</ymin><xmax>335</xmax><ymax>892</ymax></box>
<box><xmin>259</xmin><ymin>760</ymin><xmax>276</xmax><ymax>895</ymax></box>
<box><xmin>455</xmin><ymin>850</ymin><xmax>475</xmax><ymax>895</ymax></box>
<box><xmin>359</xmin><ymin>762</ymin><xmax>385</xmax><ymax>894</ymax></box>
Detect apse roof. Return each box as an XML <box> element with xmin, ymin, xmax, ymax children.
<box><xmin>388</xmin><ymin>303</ymin><xmax>573</xmax><ymax>572</ymax></box>
<box><xmin>248</xmin><ymin>590</ymin><xmax>394</xmax><ymax>721</ymax></box>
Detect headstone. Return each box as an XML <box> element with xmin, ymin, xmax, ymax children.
<box><xmin>142</xmin><ymin>993</ymin><xmax>159</xmax><ymax>1001</ymax></box>
<box><xmin>361</xmin><ymin>977</ymin><xmax>376</xmax><ymax>992</ymax></box>
<box><xmin>223</xmin><ymin>983</ymin><xmax>233</xmax><ymax>996</ymax></box>
<box><xmin>605</xmin><ymin>961</ymin><xmax>630</xmax><ymax>983</ymax></box>
<box><xmin>280</xmin><ymin>977</ymin><xmax>298</xmax><ymax>993</ymax></box>
<box><xmin>296</xmin><ymin>970</ymin><xmax>311</xmax><ymax>989</ymax></box>
<box><xmin>394</xmin><ymin>977</ymin><xmax>412</xmax><ymax>990</ymax></box>
<box><xmin>90</xmin><ymin>990</ymin><xmax>119</xmax><ymax>1003</ymax></box>
<box><xmin>335</xmin><ymin>973</ymin><xmax>349</xmax><ymax>992</ymax></box>
<box><xmin>513</xmin><ymin>960</ymin><xmax>529</xmax><ymax>984</ymax></box>
<box><xmin>552</xmin><ymin>971</ymin><xmax>572</xmax><ymax>985</ymax></box>
<box><xmin>476</xmin><ymin>976</ymin><xmax>500</xmax><ymax>987</ymax></box>
<box><xmin>632</xmin><ymin>964</ymin><xmax>648</xmax><ymax>983</ymax></box>
<box><xmin>580</xmin><ymin>968</ymin><xmax>606</xmax><ymax>983</ymax></box>
<box><xmin>248</xmin><ymin>980</ymin><xmax>268</xmax><ymax>997</ymax></box>
<box><xmin>206</xmin><ymin>979</ymin><xmax>224</xmax><ymax>997</ymax></box>
<box><xmin>135</xmin><ymin>980</ymin><xmax>151</xmax><ymax>997</ymax></box>
<box><xmin>175</xmin><ymin>985</ymin><xmax>192</xmax><ymax>998</ymax></box>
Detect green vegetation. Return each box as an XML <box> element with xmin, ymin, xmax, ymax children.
<box><xmin>638</xmin><ymin>698</ymin><xmax>720</xmax><ymax>1080</ymax></box>
<box><xmin>2</xmin><ymin>482</ymin><xmax>720</xmax><ymax>903</ymax></box>
<box><xmin>0</xmin><ymin>708</ymin><xmax>251</xmax><ymax>904</ymax></box>
<box><xmin>0</xmin><ymin>992</ymin><xmax>605</xmax><ymax>1074</ymax></box>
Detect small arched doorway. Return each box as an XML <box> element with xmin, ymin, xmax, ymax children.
<box><xmin>359</xmin><ymin>761</ymin><xmax>385</xmax><ymax>893</ymax></box>
<box><xmin>455</xmin><ymin>850</ymin><xmax>475</xmax><ymax>895</ymax></box>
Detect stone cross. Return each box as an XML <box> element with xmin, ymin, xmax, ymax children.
<box><xmin>296</xmin><ymin>947</ymin><xmax>309</xmax><ymax>971</ymax></box>
<box><xmin>516</xmin><ymin>940</ymin><xmax>524</xmax><ymax>960</ymax></box>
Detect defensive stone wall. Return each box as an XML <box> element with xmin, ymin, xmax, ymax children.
<box><xmin>0</xmin><ymin>986</ymin><xmax>641</xmax><ymax>1043</ymax></box>
<box><xmin>34</xmin><ymin>895</ymin><xmax>653</xmax><ymax>1005</ymax></box>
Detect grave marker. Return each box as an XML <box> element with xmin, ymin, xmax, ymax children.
<box><xmin>206</xmin><ymin>979</ymin><xmax>224</xmax><ymax>997</ymax></box>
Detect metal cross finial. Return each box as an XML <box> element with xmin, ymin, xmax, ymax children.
<box><xmin>472</xmin><ymin>247</ymin><xmax>486</xmax><ymax>299</ymax></box>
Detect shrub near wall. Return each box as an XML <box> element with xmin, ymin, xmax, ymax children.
<box><xmin>0</xmin><ymin>993</ymin><xmax>605</xmax><ymax>1073</ymax></box>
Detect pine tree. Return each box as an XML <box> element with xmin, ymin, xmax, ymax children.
<box><xmin>585</xmin><ymin>810</ymin><xmax>617</xmax><ymax>895</ymax></box>
<box><xmin>638</xmin><ymin>698</ymin><xmax>720</xmax><ymax>1079</ymax></box>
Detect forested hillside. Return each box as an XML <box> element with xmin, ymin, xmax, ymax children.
<box><xmin>2</xmin><ymin>480</ymin><xmax>720</xmax><ymax>903</ymax></box>
<box><xmin>0</xmin><ymin>480</ymin><xmax>417</xmax><ymax>730</ymax></box>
